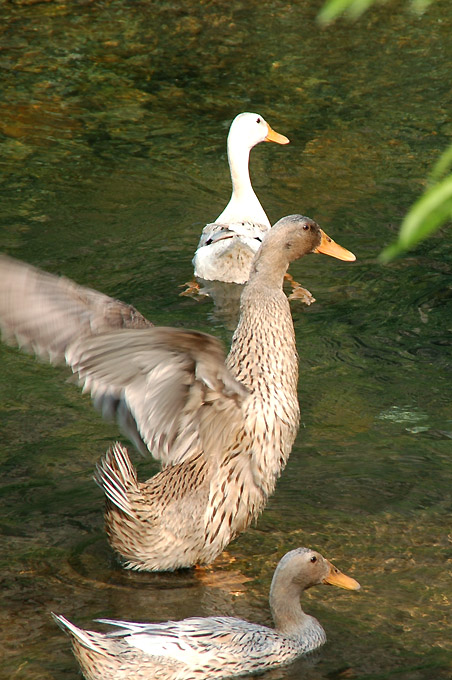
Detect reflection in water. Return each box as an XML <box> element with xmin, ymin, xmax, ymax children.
<box><xmin>1</xmin><ymin>0</ymin><xmax>452</xmax><ymax>678</ymax></box>
<box><xmin>64</xmin><ymin>535</ymin><xmax>252</xmax><ymax>622</ymax></box>
<box><xmin>197</xmin><ymin>278</ymin><xmax>245</xmax><ymax>329</ymax></box>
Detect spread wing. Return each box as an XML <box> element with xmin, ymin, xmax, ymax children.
<box><xmin>67</xmin><ymin>327</ymin><xmax>249</xmax><ymax>465</ymax></box>
<box><xmin>0</xmin><ymin>254</ymin><xmax>248</xmax><ymax>464</ymax></box>
<box><xmin>0</xmin><ymin>254</ymin><xmax>152</xmax><ymax>364</ymax></box>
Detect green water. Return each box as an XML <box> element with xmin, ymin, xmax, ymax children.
<box><xmin>0</xmin><ymin>0</ymin><xmax>451</xmax><ymax>678</ymax></box>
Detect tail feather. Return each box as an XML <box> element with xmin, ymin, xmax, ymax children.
<box><xmin>94</xmin><ymin>442</ymin><xmax>137</xmax><ymax>519</ymax></box>
<box><xmin>95</xmin><ymin>618</ymin><xmax>147</xmax><ymax>635</ymax></box>
<box><xmin>52</xmin><ymin>613</ymin><xmax>106</xmax><ymax>656</ymax></box>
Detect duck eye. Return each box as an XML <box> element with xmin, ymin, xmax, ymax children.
<box><xmin>310</xmin><ymin>556</ymin><xmax>317</xmax><ymax>563</ymax></box>
<box><xmin>256</xmin><ymin>117</ymin><xmax>261</xmax><ymax>124</ymax></box>
<box><xmin>303</xmin><ymin>224</ymin><xmax>310</xmax><ymax>231</ymax></box>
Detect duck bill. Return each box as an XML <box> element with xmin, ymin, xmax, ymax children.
<box><xmin>322</xmin><ymin>561</ymin><xmax>360</xmax><ymax>591</ymax></box>
<box><xmin>265</xmin><ymin>124</ymin><xmax>290</xmax><ymax>145</ymax></box>
<box><xmin>314</xmin><ymin>229</ymin><xmax>356</xmax><ymax>261</ymax></box>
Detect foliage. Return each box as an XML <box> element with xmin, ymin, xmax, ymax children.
<box><xmin>318</xmin><ymin>0</ymin><xmax>433</xmax><ymax>24</ymax></box>
<box><xmin>379</xmin><ymin>144</ymin><xmax>452</xmax><ymax>262</ymax></box>
<box><xmin>318</xmin><ymin>0</ymin><xmax>451</xmax><ymax>261</ymax></box>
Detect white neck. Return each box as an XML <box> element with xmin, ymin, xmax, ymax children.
<box><xmin>216</xmin><ymin>140</ymin><xmax>270</xmax><ymax>227</ymax></box>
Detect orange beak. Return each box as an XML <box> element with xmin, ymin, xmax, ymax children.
<box><xmin>314</xmin><ymin>229</ymin><xmax>356</xmax><ymax>261</ymax></box>
<box><xmin>322</xmin><ymin>561</ymin><xmax>361</xmax><ymax>591</ymax></box>
<box><xmin>265</xmin><ymin>124</ymin><xmax>290</xmax><ymax>145</ymax></box>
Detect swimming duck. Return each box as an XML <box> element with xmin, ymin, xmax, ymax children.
<box><xmin>52</xmin><ymin>547</ymin><xmax>360</xmax><ymax>680</ymax></box>
<box><xmin>0</xmin><ymin>216</ymin><xmax>355</xmax><ymax>570</ymax></box>
<box><xmin>192</xmin><ymin>112</ymin><xmax>289</xmax><ymax>285</ymax></box>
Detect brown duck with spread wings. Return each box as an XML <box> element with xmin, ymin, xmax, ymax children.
<box><xmin>0</xmin><ymin>215</ymin><xmax>355</xmax><ymax>570</ymax></box>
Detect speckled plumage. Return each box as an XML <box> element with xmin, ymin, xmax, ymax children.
<box><xmin>53</xmin><ymin>547</ymin><xmax>360</xmax><ymax>680</ymax></box>
<box><xmin>91</xmin><ymin>219</ymin><xmax>303</xmax><ymax>570</ymax></box>
<box><xmin>90</xmin><ymin>216</ymin><xmax>352</xmax><ymax>571</ymax></box>
<box><xmin>0</xmin><ymin>215</ymin><xmax>355</xmax><ymax>571</ymax></box>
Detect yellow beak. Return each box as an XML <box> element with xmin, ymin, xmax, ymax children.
<box><xmin>265</xmin><ymin>124</ymin><xmax>290</xmax><ymax>145</ymax></box>
<box><xmin>314</xmin><ymin>229</ymin><xmax>356</xmax><ymax>261</ymax></box>
<box><xmin>322</xmin><ymin>561</ymin><xmax>361</xmax><ymax>590</ymax></box>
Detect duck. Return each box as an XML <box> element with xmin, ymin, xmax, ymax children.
<box><xmin>0</xmin><ymin>215</ymin><xmax>355</xmax><ymax>570</ymax></box>
<box><xmin>52</xmin><ymin>547</ymin><xmax>360</xmax><ymax>680</ymax></box>
<box><xmin>191</xmin><ymin>112</ymin><xmax>290</xmax><ymax>286</ymax></box>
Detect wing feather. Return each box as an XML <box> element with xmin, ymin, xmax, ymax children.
<box><xmin>67</xmin><ymin>327</ymin><xmax>249</xmax><ymax>465</ymax></box>
<box><xmin>0</xmin><ymin>255</ymin><xmax>248</xmax><ymax>464</ymax></box>
<box><xmin>94</xmin><ymin>616</ymin><xmax>281</xmax><ymax>663</ymax></box>
<box><xmin>0</xmin><ymin>254</ymin><xmax>152</xmax><ymax>364</ymax></box>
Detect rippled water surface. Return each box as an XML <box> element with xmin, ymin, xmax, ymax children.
<box><xmin>1</xmin><ymin>1</ymin><xmax>451</xmax><ymax>679</ymax></box>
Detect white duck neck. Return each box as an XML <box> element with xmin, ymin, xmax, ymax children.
<box><xmin>228</xmin><ymin>141</ymin><xmax>253</xmax><ymax>200</ymax></box>
<box><xmin>217</xmin><ymin>140</ymin><xmax>270</xmax><ymax>226</ymax></box>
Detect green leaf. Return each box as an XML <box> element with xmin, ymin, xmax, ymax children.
<box><xmin>318</xmin><ymin>0</ymin><xmax>369</xmax><ymax>25</ymax></box>
<box><xmin>379</xmin><ymin>175</ymin><xmax>452</xmax><ymax>262</ymax></box>
<box><xmin>429</xmin><ymin>143</ymin><xmax>452</xmax><ymax>182</ymax></box>
<box><xmin>411</xmin><ymin>0</ymin><xmax>433</xmax><ymax>12</ymax></box>
<box><xmin>318</xmin><ymin>0</ymin><xmax>434</xmax><ymax>25</ymax></box>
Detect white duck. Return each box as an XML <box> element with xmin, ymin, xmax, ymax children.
<box><xmin>192</xmin><ymin>112</ymin><xmax>289</xmax><ymax>285</ymax></box>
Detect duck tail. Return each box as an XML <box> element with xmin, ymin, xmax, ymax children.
<box><xmin>94</xmin><ymin>442</ymin><xmax>137</xmax><ymax>519</ymax></box>
<box><xmin>51</xmin><ymin>613</ymin><xmax>106</xmax><ymax>655</ymax></box>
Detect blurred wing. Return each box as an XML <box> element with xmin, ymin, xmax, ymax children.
<box><xmin>67</xmin><ymin>327</ymin><xmax>249</xmax><ymax>465</ymax></box>
<box><xmin>0</xmin><ymin>254</ymin><xmax>152</xmax><ymax>364</ymax></box>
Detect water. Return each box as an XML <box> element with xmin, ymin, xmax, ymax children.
<box><xmin>0</xmin><ymin>0</ymin><xmax>451</xmax><ymax>678</ymax></box>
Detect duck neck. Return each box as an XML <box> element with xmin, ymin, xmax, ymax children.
<box><xmin>229</xmin><ymin>237</ymin><xmax>298</xmax><ymax>394</ymax></box>
<box><xmin>227</xmin><ymin>247</ymin><xmax>299</xmax><ymax>463</ymax></box>
<box><xmin>270</xmin><ymin>580</ymin><xmax>325</xmax><ymax>649</ymax></box>
<box><xmin>218</xmin><ymin>141</ymin><xmax>269</xmax><ymax>226</ymax></box>
<box><xmin>228</xmin><ymin>142</ymin><xmax>253</xmax><ymax>200</ymax></box>
<box><xmin>225</xmin><ymin>244</ymin><xmax>299</xmax><ymax>493</ymax></box>
<box><xmin>231</xmin><ymin>255</ymin><xmax>296</xmax><ymax>390</ymax></box>
<box><xmin>270</xmin><ymin>579</ymin><xmax>306</xmax><ymax>636</ymax></box>
<box><xmin>246</xmin><ymin>241</ymin><xmax>290</xmax><ymax>291</ymax></box>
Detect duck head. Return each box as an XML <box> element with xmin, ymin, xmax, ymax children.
<box><xmin>228</xmin><ymin>112</ymin><xmax>289</xmax><ymax>151</ymax></box>
<box><xmin>273</xmin><ymin>547</ymin><xmax>361</xmax><ymax>593</ymax></box>
<box><xmin>267</xmin><ymin>214</ymin><xmax>356</xmax><ymax>265</ymax></box>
